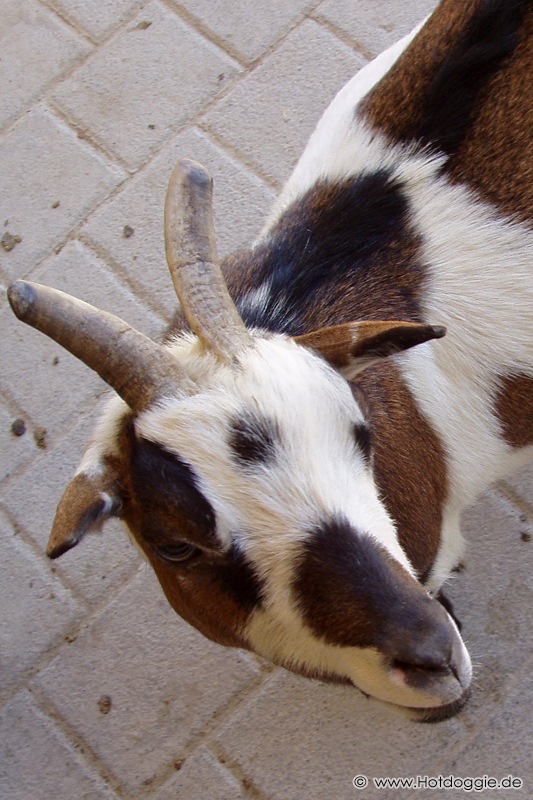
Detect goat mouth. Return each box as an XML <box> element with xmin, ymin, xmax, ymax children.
<box><xmin>361</xmin><ymin>683</ymin><xmax>472</xmax><ymax>723</ymax></box>
<box><xmin>407</xmin><ymin>686</ymin><xmax>472</xmax><ymax>723</ymax></box>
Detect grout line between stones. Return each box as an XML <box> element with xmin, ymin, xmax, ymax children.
<box><xmin>0</xmin><ymin>380</ymin><xmax>109</xmax><ymax>501</ymax></box>
<box><xmin>0</xmin><ymin>554</ymin><xmax>146</xmax><ymax>713</ymax></box>
<box><xmin>209</xmin><ymin>740</ymin><xmax>270</xmax><ymax>800</ymax></box>
<box><xmin>197</xmin><ymin>123</ymin><xmax>282</xmax><ymax>193</ymax></box>
<box><xmin>0</xmin><ymin>5</ymin><xmax>94</xmax><ymax>141</ymax></box>
<box><xmin>75</xmin><ymin>235</ymin><xmax>173</xmax><ymax>325</ymax></box>
<box><xmin>46</xmin><ymin>98</ymin><xmax>134</xmax><ymax>175</ymax></box>
<box><xmin>0</xmin><ymin>384</ymin><xmax>40</xmax><ymax>434</ymax></box>
<box><xmin>164</xmin><ymin>0</ymin><xmax>325</xmax><ymax>72</ymax></box>
<box><xmin>36</xmin><ymin>0</ymin><xmax>100</xmax><ymax>46</ymax></box>
<box><xmin>494</xmin><ymin>481</ymin><xmax>533</xmax><ymax>523</ymax></box>
<box><xmin>25</xmin><ymin>681</ymin><xmax>128</xmax><ymax>797</ymax></box>
<box><xmin>409</xmin><ymin>654</ymin><xmax>533</xmax><ymax>799</ymax></box>
<box><xmin>311</xmin><ymin>10</ymin><xmax>375</xmax><ymax>61</ymax></box>
<box><xmin>105</xmin><ymin>668</ymin><xmax>269</xmax><ymax>799</ymax></box>
<box><xmin>160</xmin><ymin>0</ymin><xmax>249</xmax><ymax>68</ymax></box>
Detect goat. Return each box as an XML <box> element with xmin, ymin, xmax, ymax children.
<box><xmin>8</xmin><ymin>0</ymin><xmax>532</xmax><ymax>722</ymax></box>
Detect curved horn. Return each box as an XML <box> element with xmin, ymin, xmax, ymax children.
<box><xmin>164</xmin><ymin>159</ymin><xmax>252</xmax><ymax>361</ymax></box>
<box><xmin>8</xmin><ymin>281</ymin><xmax>191</xmax><ymax>411</ymax></box>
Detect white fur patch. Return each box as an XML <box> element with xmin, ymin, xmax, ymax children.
<box><xmin>137</xmin><ymin>335</ymin><xmax>414</xmax><ymax>576</ymax></box>
<box><xmin>237</xmin><ymin>280</ymin><xmax>273</xmax><ymax>319</ymax></box>
<box><xmin>393</xmin><ymin>168</ymin><xmax>533</xmax><ymax>587</ymax></box>
<box><xmin>260</xmin><ymin>18</ymin><xmax>427</xmax><ymax>236</ymax></box>
<box><xmin>76</xmin><ymin>395</ymin><xmax>129</xmax><ymax>479</ymax></box>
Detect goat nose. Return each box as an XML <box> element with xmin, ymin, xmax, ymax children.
<box><xmin>391</xmin><ymin>632</ymin><xmax>452</xmax><ymax>676</ymax></box>
<box><xmin>384</xmin><ymin>611</ymin><xmax>455</xmax><ymax>677</ymax></box>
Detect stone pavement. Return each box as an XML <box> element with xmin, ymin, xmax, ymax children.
<box><xmin>1</xmin><ymin>1</ymin><xmax>532</xmax><ymax>798</ymax></box>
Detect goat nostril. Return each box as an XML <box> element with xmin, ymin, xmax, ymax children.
<box><xmin>391</xmin><ymin>658</ymin><xmax>452</xmax><ymax>678</ymax></box>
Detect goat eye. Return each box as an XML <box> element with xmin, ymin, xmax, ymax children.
<box><xmin>154</xmin><ymin>542</ymin><xmax>201</xmax><ymax>563</ymax></box>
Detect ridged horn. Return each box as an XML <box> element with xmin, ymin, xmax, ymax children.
<box><xmin>164</xmin><ymin>159</ymin><xmax>253</xmax><ymax>361</ymax></box>
<box><xmin>7</xmin><ymin>281</ymin><xmax>191</xmax><ymax>411</ymax></box>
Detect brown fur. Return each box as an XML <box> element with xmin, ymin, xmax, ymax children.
<box><xmin>495</xmin><ymin>374</ymin><xmax>533</xmax><ymax>448</ymax></box>
<box><xmin>362</xmin><ymin>0</ymin><xmax>481</xmax><ymax>147</ymax></box>
<box><xmin>221</xmin><ymin>213</ymin><xmax>425</xmax><ymax>335</ymax></box>
<box><xmin>116</xmin><ymin>422</ymin><xmax>255</xmax><ymax>649</ymax></box>
<box><xmin>363</xmin><ymin>0</ymin><xmax>533</xmax><ymax>223</ymax></box>
<box><xmin>293</xmin><ymin>517</ymin><xmax>451</xmax><ymax>653</ymax></box>
<box><xmin>294</xmin><ymin>321</ymin><xmax>445</xmax><ymax>368</ymax></box>
<box><xmin>356</xmin><ymin>363</ymin><xmax>448</xmax><ymax>581</ymax></box>
<box><xmin>447</xmin><ymin>5</ymin><xmax>533</xmax><ymax>222</ymax></box>
<box><xmin>124</xmin><ymin>531</ymin><xmax>252</xmax><ymax>649</ymax></box>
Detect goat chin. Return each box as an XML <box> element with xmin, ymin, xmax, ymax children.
<box><xmin>369</xmin><ymin>688</ymin><xmax>472</xmax><ymax>724</ymax></box>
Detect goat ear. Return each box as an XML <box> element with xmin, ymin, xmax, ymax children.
<box><xmin>294</xmin><ymin>320</ymin><xmax>446</xmax><ymax>378</ymax></box>
<box><xmin>46</xmin><ymin>468</ymin><xmax>122</xmax><ymax>559</ymax></box>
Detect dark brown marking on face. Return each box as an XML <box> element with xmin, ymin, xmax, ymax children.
<box><xmin>495</xmin><ymin>373</ymin><xmax>533</xmax><ymax>448</ymax></box>
<box><xmin>293</xmin><ymin>516</ymin><xmax>454</xmax><ymax>670</ymax></box>
<box><xmin>229</xmin><ymin>410</ymin><xmax>280</xmax><ymax>467</ymax></box>
<box><xmin>117</xmin><ymin>428</ymin><xmax>264</xmax><ymax>648</ymax></box>
<box><xmin>355</xmin><ymin>362</ymin><xmax>448</xmax><ymax>581</ymax></box>
<box><xmin>129</xmin><ymin>436</ymin><xmax>219</xmax><ymax>552</ymax></box>
<box><xmin>132</xmin><ymin>545</ymin><xmax>262</xmax><ymax>649</ymax></box>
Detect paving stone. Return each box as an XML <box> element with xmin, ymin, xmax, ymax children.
<box><xmin>315</xmin><ymin>0</ymin><xmax>438</xmax><ymax>57</ymax></box>
<box><xmin>0</xmin><ymin>399</ymin><xmax>36</xmax><ymax>485</ymax></box>
<box><xmin>0</xmin><ymin>690</ymin><xmax>118</xmax><ymax>800</ymax></box>
<box><xmin>212</xmin><ymin>669</ymin><xmax>464</xmax><ymax>800</ymax></box>
<box><xmin>1</xmin><ymin>239</ymin><xmax>164</xmax><ymax>434</ymax></box>
<box><xmin>172</xmin><ymin>0</ymin><xmax>317</xmax><ymax>63</ymax></box>
<box><xmin>34</xmin><ymin>566</ymin><xmax>261</xmax><ymax>795</ymax></box>
<box><xmin>81</xmin><ymin>127</ymin><xmax>275</xmax><ymax>316</ymax></box>
<box><xmin>0</xmin><ymin>0</ymin><xmax>91</xmax><ymax>131</ymax></box>
<box><xmin>202</xmin><ymin>19</ymin><xmax>365</xmax><ymax>185</ymax></box>
<box><xmin>503</xmin><ymin>461</ymin><xmax>533</xmax><ymax>517</ymax></box>
<box><xmin>411</xmin><ymin>668</ymin><xmax>533</xmax><ymax>800</ymax></box>
<box><xmin>48</xmin><ymin>0</ymin><xmax>146</xmax><ymax>42</ymax></box>
<box><xmin>154</xmin><ymin>746</ymin><xmax>247</xmax><ymax>800</ymax></box>
<box><xmin>34</xmin><ymin>239</ymin><xmax>165</xmax><ymax>340</ymax></box>
<box><xmin>0</xmin><ymin>511</ymin><xmax>82</xmax><ymax>694</ymax></box>
<box><xmin>442</xmin><ymin>491</ymin><xmax>533</xmax><ymax>727</ymax></box>
<box><xmin>0</xmin><ymin>305</ymin><xmax>96</xmax><ymax>437</ymax></box>
<box><xmin>1</xmin><ymin>296</ymin><xmax>99</xmax><ymax>432</ymax></box>
<box><xmin>1</xmin><ymin>406</ymin><xmax>141</xmax><ymax>605</ymax></box>
<box><xmin>0</xmin><ymin>105</ymin><xmax>124</xmax><ymax>281</ymax></box>
<box><xmin>51</xmin><ymin>1</ymin><xmax>241</xmax><ymax>170</ymax></box>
